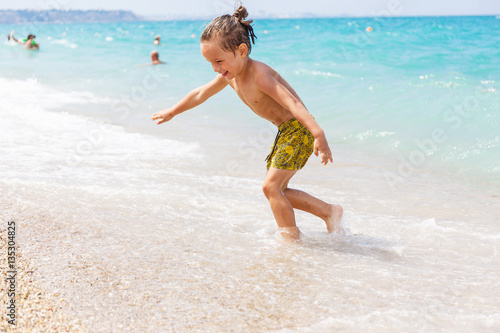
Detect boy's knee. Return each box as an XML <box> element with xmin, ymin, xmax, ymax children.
<box><xmin>262</xmin><ymin>181</ymin><xmax>280</xmax><ymax>198</ymax></box>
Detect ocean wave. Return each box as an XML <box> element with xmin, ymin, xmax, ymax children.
<box><xmin>294</xmin><ymin>69</ymin><xmax>342</xmax><ymax>78</ymax></box>
<box><xmin>0</xmin><ymin>77</ymin><xmax>111</xmax><ymax>107</ymax></box>
<box><xmin>346</xmin><ymin>130</ymin><xmax>396</xmax><ymax>142</ymax></box>
<box><xmin>0</xmin><ymin>77</ymin><xmax>200</xmax><ymax>187</ymax></box>
<box><xmin>47</xmin><ymin>37</ymin><xmax>78</xmax><ymax>49</ymax></box>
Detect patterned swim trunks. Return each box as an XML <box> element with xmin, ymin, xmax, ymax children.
<box><xmin>266</xmin><ymin>118</ymin><xmax>315</xmax><ymax>170</ymax></box>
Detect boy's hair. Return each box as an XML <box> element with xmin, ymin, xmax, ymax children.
<box><xmin>201</xmin><ymin>4</ymin><xmax>257</xmax><ymax>55</ymax></box>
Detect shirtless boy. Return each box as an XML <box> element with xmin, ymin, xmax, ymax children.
<box><xmin>151</xmin><ymin>5</ymin><xmax>343</xmax><ymax>240</ymax></box>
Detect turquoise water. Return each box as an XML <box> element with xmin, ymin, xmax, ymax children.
<box><xmin>1</xmin><ymin>16</ymin><xmax>499</xmax><ymax>332</ymax></box>
<box><xmin>2</xmin><ymin>16</ymin><xmax>499</xmax><ymax>193</ymax></box>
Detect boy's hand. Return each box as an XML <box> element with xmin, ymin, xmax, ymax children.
<box><xmin>151</xmin><ymin>108</ymin><xmax>175</xmax><ymax>125</ymax></box>
<box><xmin>313</xmin><ymin>134</ymin><xmax>333</xmax><ymax>165</ymax></box>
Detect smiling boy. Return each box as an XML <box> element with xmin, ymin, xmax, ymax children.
<box><xmin>151</xmin><ymin>5</ymin><xmax>343</xmax><ymax>240</ymax></box>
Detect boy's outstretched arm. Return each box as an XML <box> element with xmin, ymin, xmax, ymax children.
<box><xmin>256</xmin><ymin>72</ymin><xmax>334</xmax><ymax>165</ymax></box>
<box><xmin>151</xmin><ymin>74</ymin><xmax>228</xmax><ymax>124</ymax></box>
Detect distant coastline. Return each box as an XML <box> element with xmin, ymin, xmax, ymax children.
<box><xmin>0</xmin><ymin>9</ymin><xmax>141</xmax><ymax>24</ymax></box>
<box><xmin>0</xmin><ymin>9</ymin><xmax>497</xmax><ymax>25</ymax></box>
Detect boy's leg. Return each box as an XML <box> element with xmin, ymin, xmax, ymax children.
<box><xmin>262</xmin><ymin>167</ymin><xmax>300</xmax><ymax>239</ymax></box>
<box><xmin>262</xmin><ymin>167</ymin><xmax>344</xmax><ymax>236</ymax></box>
<box><xmin>283</xmin><ymin>188</ymin><xmax>343</xmax><ymax>233</ymax></box>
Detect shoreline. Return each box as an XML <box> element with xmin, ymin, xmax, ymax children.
<box><xmin>1</xmin><ymin>155</ymin><xmax>499</xmax><ymax>332</ymax></box>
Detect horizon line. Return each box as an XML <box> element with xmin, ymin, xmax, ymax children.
<box><xmin>0</xmin><ymin>8</ymin><xmax>498</xmax><ymax>21</ymax></box>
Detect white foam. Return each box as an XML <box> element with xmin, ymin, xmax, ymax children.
<box><xmin>294</xmin><ymin>69</ymin><xmax>342</xmax><ymax>78</ymax></box>
<box><xmin>48</xmin><ymin>38</ymin><xmax>78</xmax><ymax>49</ymax></box>
<box><xmin>348</xmin><ymin>129</ymin><xmax>395</xmax><ymax>142</ymax></box>
<box><xmin>0</xmin><ymin>77</ymin><xmax>200</xmax><ymax>187</ymax></box>
<box><xmin>0</xmin><ymin>77</ymin><xmax>109</xmax><ymax>107</ymax></box>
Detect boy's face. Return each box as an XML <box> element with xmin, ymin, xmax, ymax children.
<box><xmin>201</xmin><ymin>42</ymin><xmax>247</xmax><ymax>80</ymax></box>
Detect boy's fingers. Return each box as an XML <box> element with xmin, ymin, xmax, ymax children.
<box><xmin>319</xmin><ymin>149</ymin><xmax>333</xmax><ymax>165</ymax></box>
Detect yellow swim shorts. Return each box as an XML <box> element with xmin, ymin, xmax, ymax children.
<box><xmin>266</xmin><ymin>118</ymin><xmax>314</xmax><ymax>170</ymax></box>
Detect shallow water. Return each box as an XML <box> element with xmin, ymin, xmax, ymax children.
<box><xmin>1</xmin><ymin>16</ymin><xmax>499</xmax><ymax>332</ymax></box>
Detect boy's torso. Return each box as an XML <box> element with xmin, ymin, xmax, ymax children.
<box><xmin>227</xmin><ymin>60</ymin><xmax>296</xmax><ymax>126</ymax></box>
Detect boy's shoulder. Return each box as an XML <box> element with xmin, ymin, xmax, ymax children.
<box><xmin>250</xmin><ymin>59</ymin><xmax>278</xmax><ymax>80</ymax></box>
<box><xmin>251</xmin><ymin>59</ymin><xmax>272</xmax><ymax>71</ymax></box>
<box><xmin>253</xmin><ymin>60</ymin><xmax>284</xmax><ymax>84</ymax></box>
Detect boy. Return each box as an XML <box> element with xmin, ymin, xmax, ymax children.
<box><xmin>10</xmin><ymin>30</ymin><xmax>39</xmax><ymax>50</ymax></box>
<box><xmin>151</xmin><ymin>5</ymin><xmax>343</xmax><ymax>240</ymax></box>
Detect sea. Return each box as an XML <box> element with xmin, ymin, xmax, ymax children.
<box><xmin>1</xmin><ymin>15</ymin><xmax>499</xmax><ymax>332</ymax></box>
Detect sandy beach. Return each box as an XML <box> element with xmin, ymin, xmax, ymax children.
<box><xmin>1</xmin><ymin>151</ymin><xmax>499</xmax><ymax>332</ymax></box>
<box><xmin>1</xmin><ymin>198</ymin><xmax>89</xmax><ymax>332</ymax></box>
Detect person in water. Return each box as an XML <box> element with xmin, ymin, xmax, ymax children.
<box><xmin>153</xmin><ymin>35</ymin><xmax>161</xmax><ymax>45</ymax></box>
<box><xmin>151</xmin><ymin>5</ymin><xmax>343</xmax><ymax>240</ymax></box>
<box><xmin>150</xmin><ymin>50</ymin><xmax>164</xmax><ymax>65</ymax></box>
<box><xmin>10</xmin><ymin>30</ymin><xmax>39</xmax><ymax>50</ymax></box>
<box><xmin>137</xmin><ymin>50</ymin><xmax>165</xmax><ymax>67</ymax></box>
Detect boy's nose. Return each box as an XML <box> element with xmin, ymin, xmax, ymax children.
<box><xmin>212</xmin><ymin>63</ymin><xmax>219</xmax><ymax>72</ymax></box>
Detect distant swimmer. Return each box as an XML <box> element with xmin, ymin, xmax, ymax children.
<box><xmin>10</xmin><ymin>30</ymin><xmax>39</xmax><ymax>50</ymax></box>
<box><xmin>137</xmin><ymin>50</ymin><xmax>165</xmax><ymax>67</ymax></box>
<box><xmin>153</xmin><ymin>35</ymin><xmax>161</xmax><ymax>45</ymax></box>
<box><xmin>150</xmin><ymin>50</ymin><xmax>164</xmax><ymax>65</ymax></box>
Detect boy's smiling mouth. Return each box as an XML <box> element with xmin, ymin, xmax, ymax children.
<box><xmin>221</xmin><ymin>71</ymin><xmax>229</xmax><ymax>77</ymax></box>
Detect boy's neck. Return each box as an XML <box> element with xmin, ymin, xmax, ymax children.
<box><xmin>235</xmin><ymin>57</ymin><xmax>252</xmax><ymax>81</ymax></box>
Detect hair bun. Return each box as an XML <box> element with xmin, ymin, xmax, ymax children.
<box><xmin>232</xmin><ymin>4</ymin><xmax>249</xmax><ymax>22</ymax></box>
<box><xmin>201</xmin><ymin>2</ymin><xmax>257</xmax><ymax>54</ymax></box>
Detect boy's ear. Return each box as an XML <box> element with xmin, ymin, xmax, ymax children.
<box><xmin>238</xmin><ymin>43</ymin><xmax>248</xmax><ymax>57</ymax></box>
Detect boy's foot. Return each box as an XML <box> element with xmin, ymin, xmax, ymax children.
<box><xmin>325</xmin><ymin>204</ymin><xmax>343</xmax><ymax>234</ymax></box>
<box><xmin>278</xmin><ymin>226</ymin><xmax>302</xmax><ymax>242</ymax></box>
